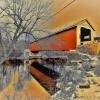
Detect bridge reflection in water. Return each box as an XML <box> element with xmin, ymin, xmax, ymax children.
<box><xmin>0</xmin><ymin>57</ymin><xmax>67</xmax><ymax>97</ymax></box>
<box><xmin>29</xmin><ymin>57</ymin><xmax>67</xmax><ymax>95</ymax></box>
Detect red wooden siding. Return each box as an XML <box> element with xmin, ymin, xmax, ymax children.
<box><xmin>29</xmin><ymin>28</ymin><xmax>77</xmax><ymax>51</ymax></box>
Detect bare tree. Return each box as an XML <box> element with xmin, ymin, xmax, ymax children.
<box><xmin>0</xmin><ymin>0</ymin><xmax>52</xmax><ymax>64</ymax></box>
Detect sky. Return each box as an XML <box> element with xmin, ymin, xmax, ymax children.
<box><xmin>47</xmin><ymin>0</ymin><xmax>100</xmax><ymax>35</ymax></box>
<box><xmin>0</xmin><ymin>0</ymin><xmax>100</xmax><ymax>35</ymax></box>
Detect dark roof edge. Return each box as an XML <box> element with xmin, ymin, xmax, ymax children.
<box><xmin>79</xmin><ymin>19</ymin><xmax>95</xmax><ymax>31</ymax></box>
<box><xmin>54</xmin><ymin>19</ymin><xmax>95</xmax><ymax>34</ymax></box>
<box><xmin>30</xmin><ymin>26</ymin><xmax>77</xmax><ymax>44</ymax></box>
<box><xmin>30</xmin><ymin>19</ymin><xmax>95</xmax><ymax>44</ymax></box>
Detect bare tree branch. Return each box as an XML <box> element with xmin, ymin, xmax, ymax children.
<box><xmin>0</xmin><ymin>0</ymin><xmax>52</xmax><ymax>64</ymax></box>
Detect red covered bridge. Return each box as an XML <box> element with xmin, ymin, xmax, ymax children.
<box><xmin>29</xmin><ymin>19</ymin><xmax>95</xmax><ymax>52</ymax></box>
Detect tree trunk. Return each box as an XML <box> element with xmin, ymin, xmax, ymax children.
<box><xmin>0</xmin><ymin>40</ymin><xmax>17</xmax><ymax>65</ymax></box>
